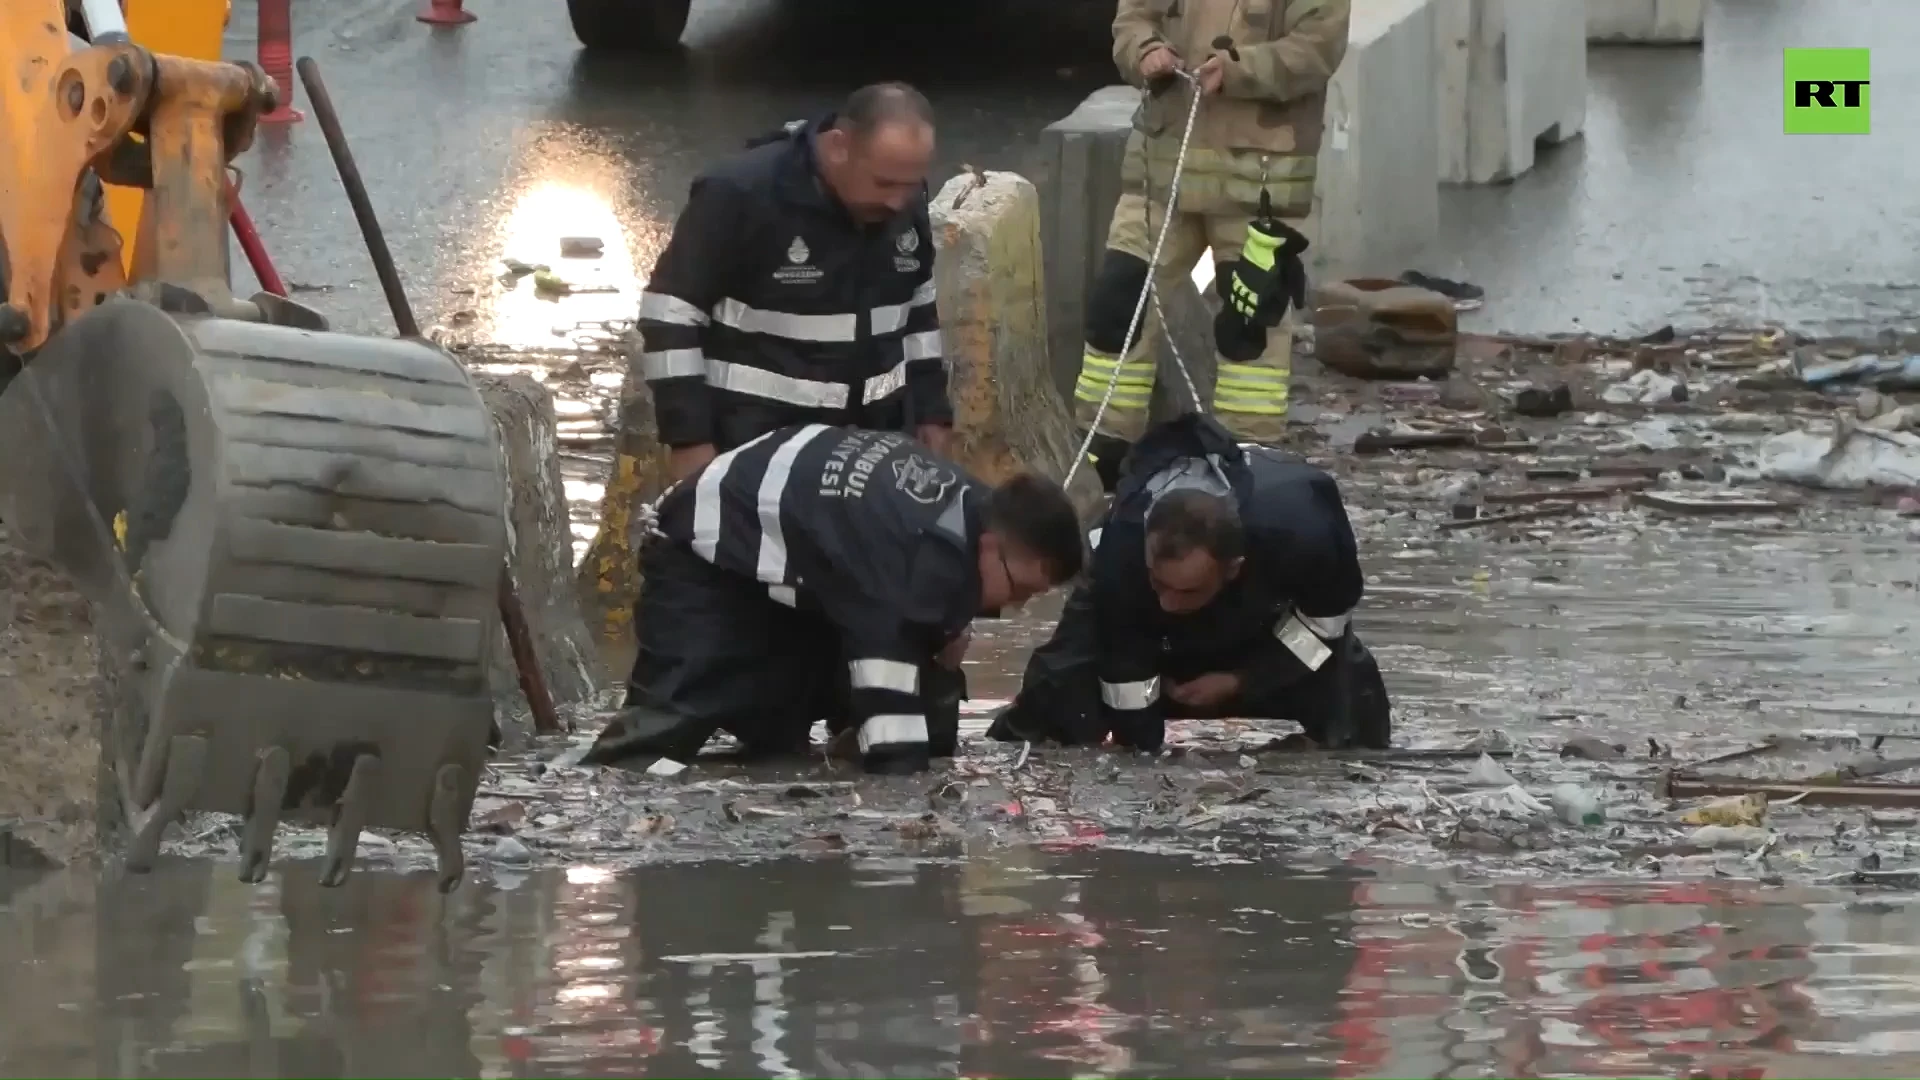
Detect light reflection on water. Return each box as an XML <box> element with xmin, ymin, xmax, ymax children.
<box><xmin>8</xmin><ymin>854</ymin><xmax>1920</xmax><ymax>1078</ymax></box>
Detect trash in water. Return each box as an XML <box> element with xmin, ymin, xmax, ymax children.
<box><xmin>1680</xmin><ymin>793</ymin><xmax>1768</xmax><ymax>828</ymax></box>
<box><xmin>1550</xmin><ymin>783</ymin><xmax>1605</xmax><ymax>826</ymax></box>
<box><xmin>1465</xmin><ymin>753</ymin><xmax>1521</xmax><ymax>788</ymax></box>
<box><xmin>1687</xmin><ymin>824</ymin><xmax>1772</xmax><ymax>850</ymax></box>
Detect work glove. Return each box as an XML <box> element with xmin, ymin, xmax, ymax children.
<box><xmin>1225</xmin><ymin>217</ymin><xmax>1311</xmax><ymax>329</ymax></box>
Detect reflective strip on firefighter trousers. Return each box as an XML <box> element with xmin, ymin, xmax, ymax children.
<box><xmin>849</xmin><ymin>658</ymin><xmax>921</xmax><ymax>695</ymax></box>
<box><xmin>1100</xmin><ymin>676</ymin><xmax>1160</xmax><ymax>711</ymax></box>
<box><xmin>859</xmin><ymin>714</ymin><xmax>929</xmax><ymax>753</ymax></box>
<box><xmin>1213</xmin><ymin>362</ymin><xmax>1289</xmax><ymax>415</ymax></box>
<box><xmin>1074</xmin><ymin>349</ymin><xmax>1155</xmax><ymax>407</ymax></box>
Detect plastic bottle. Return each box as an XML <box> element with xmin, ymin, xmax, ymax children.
<box><xmin>1551</xmin><ymin>783</ymin><xmax>1605</xmax><ymax>826</ymax></box>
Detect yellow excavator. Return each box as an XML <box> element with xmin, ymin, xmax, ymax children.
<box><xmin>0</xmin><ymin>0</ymin><xmax>508</xmax><ymax>889</ymax></box>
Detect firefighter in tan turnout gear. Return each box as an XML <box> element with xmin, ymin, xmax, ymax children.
<box><xmin>1075</xmin><ymin>0</ymin><xmax>1350</xmax><ymax>490</ymax></box>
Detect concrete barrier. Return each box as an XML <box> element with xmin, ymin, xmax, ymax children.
<box><xmin>1434</xmin><ymin>0</ymin><xmax>1586</xmax><ymax>184</ymax></box>
<box><xmin>1315</xmin><ymin>0</ymin><xmax>1441</xmax><ymax>280</ymax></box>
<box><xmin>1587</xmin><ymin>0</ymin><xmax>1704</xmax><ymax>44</ymax></box>
<box><xmin>930</xmin><ymin>171</ymin><xmax>1106</xmax><ymax>517</ymax></box>
<box><xmin>574</xmin><ymin>355</ymin><xmax>673</xmax><ymax>678</ymax></box>
<box><xmin>478</xmin><ymin>375</ymin><xmax>604</xmax><ymax>732</ymax></box>
<box><xmin>1034</xmin><ymin>87</ymin><xmax>1213</xmax><ymax>409</ymax></box>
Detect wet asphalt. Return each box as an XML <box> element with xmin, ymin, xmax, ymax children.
<box><xmin>231</xmin><ymin>0</ymin><xmax>1920</xmax><ymax>345</ymax></box>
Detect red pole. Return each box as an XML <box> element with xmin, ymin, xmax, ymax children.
<box><xmin>256</xmin><ymin>0</ymin><xmax>303</xmax><ymax>123</ymax></box>
<box><xmin>417</xmin><ymin>0</ymin><xmax>477</xmax><ymax>26</ymax></box>
<box><xmin>226</xmin><ymin>180</ymin><xmax>288</xmax><ymax>297</ymax></box>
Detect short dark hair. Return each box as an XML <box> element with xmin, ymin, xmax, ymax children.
<box><xmin>836</xmin><ymin>82</ymin><xmax>935</xmax><ymax>143</ymax></box>
<box><xmin>1145</xmin><ymin>489</ymin><xmax>1245</xmax><ymax>563</ymax></box>
<box><xmin>986</xmin><ymin>472</ymin><xmax>1084</xmax><ymax>583</ymax></box>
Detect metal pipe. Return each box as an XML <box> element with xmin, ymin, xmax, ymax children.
<box><xmin>293</xmin><ymin>57</ymin><xmax>417</xmax><ymax>337</ymax></box>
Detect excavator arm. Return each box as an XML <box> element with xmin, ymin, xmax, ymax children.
<box><xmin>0</xmin><ymin>0</ymin><xmax>507</xmax><ymax>890</ymax></box>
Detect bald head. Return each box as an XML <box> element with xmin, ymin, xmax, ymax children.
<box><xmin>817</xmin><ymin>82</ymin><xmax>936</xmax><ymax>223</ymax></box>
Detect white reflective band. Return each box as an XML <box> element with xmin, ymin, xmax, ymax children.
<box><xmin>861</xmin><ymin>361</ymin><xmax>907</xmax><ymax>404</ymax></box>
<box><xmin>1276</xmin><ymin>616</ymin><xmax>1333</xmax><ymax>671</ymax></box>
<box><xmin>768</xmin><ymin>585</ymin><xmax>797</xmax><ymax>607</ymax></box>
<box><xmin>1087</xmin><ymin>527</ymin><xmax>1103</xmax><ymax>550</ymax></box>
<box><xmin>641</xmin><ymin>348</ymin><xmax>707</xmax><ymax>380</ymax></box>
<box><xmin>848</xmin><ymin>658</ymin><xmax>920</xmax><ymax>694</ymax></box>
<box><xmin>901</xmin><ymin>329</ymin><xmax>944</xmax><ymax>361</ymax></box>
<box><xmin>712</xmin><ymin>297</ymin><xmax>857</xmax><ymax>343</ymax></box>
<box><xmin>1297</xmin><ymin>611</ymin><xmax>1352</xmax><ymax>640</ymax></box>
<box><xmin>639</xmin><ymin>291</ymin><xmax>709</xmax><ymax>326</ymax></box>
<box><xmin>858</xmin><ymin>713</ymin><xmax>929</xmax><ymax>753</ymax></box>
<box><xmin>709</xmin><ymin>358</ymin><xmax>849</xmax><ymax>409</ymax></box>
<box><xmin>691</xmin><ymin>429</ymin><xmax>779</xmax><ymax>561</ymax></box>
<box><xmin>1100</xmin><ymin>677</ymin><xmax>1160</xmax><ymax>711</ymax></box>
<box><xmin>869</xmin><ymin>281</ymin><xmax>939</xmax><ymax>334</ymax></box>
<box><xmin>755</xmin><ymin>424</ymin><xmax>829</xmax><ymax>583</ymax></box>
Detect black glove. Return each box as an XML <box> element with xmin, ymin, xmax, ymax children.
<box><xmin>1225</xmin><ymin>217</ymin><xmax>1311</xmax><ymax>329</ymax></box>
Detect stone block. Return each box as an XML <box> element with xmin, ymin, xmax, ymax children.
<box><xmin>1435</xmin><ymin>0</ymin><xmax>1587</xmax><ymax>183</ymax></box>
<box><xmin>1587</xmin><ymin>0</ymin><xmax>1704</xmax><ymax>44</ymax></box>
<box><xmin>477</xmin><ymin>374</ymin><xmax>603</xmax><ymax>727</ymax></box>
<box><xmin>572</xmin><ymin>351</ymin><xmax>673</xmax><ymax>678</ymax></box>
<box><xmin>1315</xmin><ymin>0</ymin><xmax>1442</xmax><ymax>279</ymax></box>
<box><xmin>930</xmin><ymin>171</ymin><xmax>1105</xmax><ymax>517</ymax></box>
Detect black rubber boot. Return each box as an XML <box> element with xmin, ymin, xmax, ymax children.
<box><xmin>1086</xmin><ymin>432</ymin><xmax>1133</xmax><ymax>495</ymax></box>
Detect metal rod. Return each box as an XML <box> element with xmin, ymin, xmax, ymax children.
<box><xmin>499</xmin><ymin>565</ymin><xmax>562</xmax><ymax>735</ymax></box>
<box><xmin>225</xmin><ymin>178</ymin><xmax>287</xmax><ymax>297</ymax></box>
<box><xmin>295</xmin><ymin>56</ymin><xmax>561</xmax><ymax>738</ymax></box>
<box><xmin>293</xmin><ymin>57</ymin><xmax>418</xmax><ymax>337</ymax></box>
<box><xmin>1665</xmin><ymin>774</ymin><xmax>1920</xmax><ymax>809</ymax></box>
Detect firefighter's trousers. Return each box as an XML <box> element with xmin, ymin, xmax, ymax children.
<box><xmin>985</xmin><ymin>584</ymin><xmax>1391</xmax><ymax>751</ymax></box>
<box><xmin>1073</xmin><ymin>193</ymin><xmax>1301</xmax><ymax>446</ymax></box>
<box><xmin>584</xmin><ymin>542</ymin><xmax>962</xmax><ymax>766</ymax></box>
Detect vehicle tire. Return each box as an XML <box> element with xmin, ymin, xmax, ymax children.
<box><xmin>567</xmin><ymin>0</ymin><xmax>692</xmax><ymax>52</ymax></box>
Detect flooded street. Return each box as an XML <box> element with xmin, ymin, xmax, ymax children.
<box><xmin>11</xmin><ymin>852</ymin><xmax>1920</xmax><ymax>1077</ymax></box>
<box><xmin>6</xmin><ymin>0</ymin><xmax>1918</xmax><ymax>1075</ymax></box>
<box><xmin>7</xmin><ymin>516</ymin><xmax>1920</xmax><ymax>1076</ymax></box>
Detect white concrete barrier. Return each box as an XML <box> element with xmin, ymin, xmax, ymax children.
<box><xmin>1434</xmin><ymin>0</ymin><xmax>1587</xmax><ymax>184</ymax></box>
<box><xmin>1314</xmin><ymin>0</ymin><xmax>1441</xmax><ymax>280</ymax></box>
<box><xmin>1587</xmin><ymin>0</ymin><xmax>1704</xmax><ymax>44</ymax></box>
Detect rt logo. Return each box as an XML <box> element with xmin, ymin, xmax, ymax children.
<box><xmin>1784</xmin><ymin>48</ymin><xmax>1869</xmax><ymax>134</ymax></box>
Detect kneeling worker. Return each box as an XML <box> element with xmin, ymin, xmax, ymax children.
<box><xmin>586</xmin><ymin>425</ymin><xmax>1086</xmax><ymax>775</ymax></box>
<box><xmin>988</xmin><ymin>414</ymin><xmax>1390</xmax><ymax>752</ymax></box>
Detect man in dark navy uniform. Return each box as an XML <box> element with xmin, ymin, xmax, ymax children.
<box><xmin>989</xmin><ymin>415</ymin><xmax>1391</xmax><ymax>752</ymax></box>
<box><xmin>586</xmin><ymin>425</ymin><xmax>1085</xmax><ymax>774</ymax></box>
<box><xmin>636</xmin><ymin>83</ymin><xmax>953</xmax><ymax>484</ymax></box>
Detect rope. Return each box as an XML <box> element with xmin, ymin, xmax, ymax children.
<box><xmin>1063</xmin><ymin>70</ymin><xmax>1211</xmax><ymax>491</ymax></box>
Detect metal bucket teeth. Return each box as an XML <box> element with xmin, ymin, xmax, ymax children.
<box><xmin>0</xmin><ymin>298</ymin><xmax>506</xmax><ymax>888</ymax></box>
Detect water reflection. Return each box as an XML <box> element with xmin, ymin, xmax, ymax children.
<box><xmin>8</xmin><ymin>853</ymin><xmax>1920</xmax><ymax>1077</ymax></box>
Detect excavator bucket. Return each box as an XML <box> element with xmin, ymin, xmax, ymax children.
<box><xmin>0</xmin><ymin>297</ymin><xmax>507</xmax><ymax>890</ymax></box>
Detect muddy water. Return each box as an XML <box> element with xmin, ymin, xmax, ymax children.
<box><xmin>8</xmin><ymin>853</ymin><xmax>1920</xmax><ymax>1078</ymax></box>
<box><xmin>0</xmin><ymin>514</ymin><xmax>1911</xmax><ymax>1077</ymax></box>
